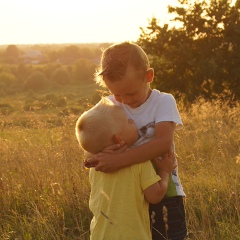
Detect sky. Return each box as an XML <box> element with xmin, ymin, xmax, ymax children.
<box><xmin>0</xmin><ymin>0</ymin><xmax>178</xmax><ymax>45</ymax></box>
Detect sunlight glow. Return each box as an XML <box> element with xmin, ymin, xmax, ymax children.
<box><xmin>0</xmin><ymin>0</ymin><xmax>178</xmax><ymax>45</ymax></box>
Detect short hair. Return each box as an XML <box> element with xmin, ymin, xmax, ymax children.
<box><xmin>94</xmin><ymin>42</ymin><xmax>150</xmax><ymax>87</ymax></box>
<box><xmin>75</xmin><ymin>98</ymin><xmax>125</xmax><ymax>154</ymax></box>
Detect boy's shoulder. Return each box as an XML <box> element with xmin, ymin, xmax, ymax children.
<box><xmin>152</xmin><ymin>89</ymin><xmax>174</xmax><ymax>98</ymax></box>
<box><xmin>151</xmin><ymin>89</ymin><xmax>176</xmax><ymax>103</ymax></box>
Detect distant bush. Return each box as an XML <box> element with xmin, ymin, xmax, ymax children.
<box><xmin>24</xmin><ymin>71</ymin><xmax>47</xmax><ymax>91</ymax></box>
<box><xmin>0</xmin><ymin>103</ymin><xmax>14</xmax><ymax>115</ymax></box>
<box><xmin>73</xmin><ymin>59</ymin><xmax>96</xmax><ymax>83</ymax></box>
<box><xmin>0</xmin><ymin>71</ymin><xmax>16</xmax><ymax>85</ymax></box>
<box><xmin>17</xmin><ymin>63</ymin><xmax>31</xmax><ymax>82</ymax></box>
<box><xmin>0</xmin><ymin>72</ymin><xmax>16</xmax><ymax>94</ymax></box>
<box><xmin>45</xmin><ymin>93</ymin><xmax>57</xmax><ymax>101</ymax></box>
<box><xmin>68</xmin><ymin>106</ymin><xmax>83</xmax><ymax>115</ymax></box>
<box><xmin>23</xmin><ymin>99</ymin><xmax>54</xmax><ymax>111</ymax></box>
<box><xmin>40</xmin><ymin>63</ymin><xmax>61</xmax><ymax>79</ymax></box>
<box><xmin>56</xmin><ymin>97</ymin><xmax>67</xmax><ymax>107</ymax></box>
<box><xmin>50</xmin><ymin>67</ymin><xmax>71</xmax><ymax>85</ymax></box>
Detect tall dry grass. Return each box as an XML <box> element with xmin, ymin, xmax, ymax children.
<box><xmin>176</xmin><ymin>97</ymin><xmax>240</xmax><ymax>239</ymax></box>
<box><xmin>0</xmin><ymin>95</ymin><xmax>239</xmax><ymax>239</ymax></box>
<box><xmin>0</xmin><ymin>113</ymin><xmax>91</xmax><ymax>240</ymax></box>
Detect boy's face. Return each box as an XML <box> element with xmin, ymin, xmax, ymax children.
<box><xmin>105</xmin><ymin>66</ymin><xmax>153</xmax><ymax>108</ymax></box>
<box><xmin>118</xmin><ymin>110</ymin><xmax>138</xmax><ymax>147</ymax></box>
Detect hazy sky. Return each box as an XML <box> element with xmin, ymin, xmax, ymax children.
<box><xmin>0</xmin><ymin>0</ymin><xmax>178</xmax><ymax>45</ymax></box>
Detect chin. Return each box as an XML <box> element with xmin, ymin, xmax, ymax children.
<box><xmin>128</xmin><ymin>103</ymin><xmax>140</xmax><ymax>108</ymax></box>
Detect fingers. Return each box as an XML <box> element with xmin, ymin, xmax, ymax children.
<box><xmin>114</xmin><ymin>144</ymin><xmax>128</xmax><ymax>153</ymax></box>
<box><xmin>84</xmin><ymin>161</ymin><xmax>98</xmax><ymax>168</ymax></box>
<box><xmin>151</xmin><ymin>157</ymin><xmax>161</xmax><ymax>165</ymax></box>
<box><xmin>95</xmin><ymin>164</ymin><xmax>103</xmax><ymax>172</ymax></box>
<box><xmin>152</xmin><ymin>153</ymin><xmax>177</xmax><ymax>174</ymax></box>
<box><xmin>85</xmin><ymin>157</ymin><xmax>99</xmax><ymax>166</ymax></box>
<box><xmin>100</xmin><ymin>136</ymin><xmax>126</xmax><ymax>153</ymax></box>
<box><xmin>102</xmin><ymin>145</ymin><xmax>118</xmax><ymax>153</ymax></box>
<box><xmin>102</xmin><ymin>143</ymin><xmax>124</xmax><ymax>153</ymax></box>
<box><xmin>84</xmin><ymin>152</ymin><xmax>120</xmax><ymax>173</ymax></box>
<box><xmin>83</xmin><ymin>158</ymin><xmax>98</xmax><ymax>168</ymax></box>
<box><xmin>84</xmin><ymin>155</ymin><xmax>109</xmax><ymax>172</ymax></box>
<box><xmin>94</xmin><ymin>163</ymin><xmax>110</xmax><ymax>173</ymax></box>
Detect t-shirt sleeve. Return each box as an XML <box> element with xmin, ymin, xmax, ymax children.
<box><xmin>155</xmin><ymin>93</ymin><xmax>183</xmax><ymax>130</ymax></box>
<box><xmin>139</xmin><ymin>160</ymin><xmax>160</xmax><ymax>191</ymax></box>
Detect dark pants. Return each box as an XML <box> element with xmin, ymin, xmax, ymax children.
<box><xmin>149</xmin><ymin>196</ymin><xmax>187</xmax><ymax>240</ymax></box>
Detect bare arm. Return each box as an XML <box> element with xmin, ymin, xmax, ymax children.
<box><xmin>144</xmin><ymin>151</ymin><xmax>176</xmax><ymax>204</ymax></box>
<box><xmin>117</xmin><ymin>122</ymin><xmax>174</xmax><ymax>166</ymax></box>
<box><xmin>87</xmin><ymin>121</ymin><xmax>175</xmax><ymax>172</ymax></box>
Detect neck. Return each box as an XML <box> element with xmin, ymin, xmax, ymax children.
<box><xmin>146</xmin><ymin>88</ymin><xmax>152</xmax><ymax>100</ymax></box>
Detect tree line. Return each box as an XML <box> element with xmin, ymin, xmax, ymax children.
<box><xmin>1</xmin><ymin>0</ymin><xmax>239</xmax><ymax>102</ymax></box>
<box><xmin>0</xmin><ymin>43</ymin><xmax>111</xmax><ymax>94</ymax></box>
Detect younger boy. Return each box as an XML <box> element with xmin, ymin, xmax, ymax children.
<box><xmin>75</xmin><ymin>98</ymin><xmax>175</xmax><ymax>240</ymax></box>
<box><xmin>86</xmin><ymin>42</ymin><xmax>187</xmax><ymax>240</ymax></box>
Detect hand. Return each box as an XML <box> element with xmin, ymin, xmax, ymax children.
<box><xmin>84</xmin><ymin>160</ymin><xmax>98</xmax><ymax>168</ymax></box>
<box><xmin>101</xmin><ymin>141</ymin><xmax>127</xmax><ymax>154</ymax></box>
<box><xmin>86</xmin><ymin>152</ymin><xmax>123</xmax><ymax>173</ymax></box>
<box><xmin>152</xmin><ymin>151</ymin><xmax>177</xmax><ymax>174</ymax></box>
<box><xmin>83</xmin><ymin>135</ymin><xmax>127</xmax><ymax>170</ymax></box>
<box><xmin>83</xmin><ymin>151</ymin><xmax>97</xmax><ymax>168</ymax></box>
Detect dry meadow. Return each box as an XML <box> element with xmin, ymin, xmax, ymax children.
<box><xmin>0</xmin><ymin>85</ymin><xmax>239</xmax><ymax>239</ymax></box>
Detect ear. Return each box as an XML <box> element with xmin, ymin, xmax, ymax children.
<box><xmin>146</xmin><ymin>68</ymin><xmax>154</xmax><ymax>83</ymax></box>
<box><xmin>113</xmin><ymin>134</ymin><xmax>122</xmax><ymax>144</ymax></box>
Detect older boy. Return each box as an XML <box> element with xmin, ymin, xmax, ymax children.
<box><xmin>75</xmin><ymin>98</ymin><xmax>175</xmax><ymax>240</ymax></box>
<box><xmin>87</xmin><ymin>42</ymin><xmax>187</xmax><ymax>240</ymax></box>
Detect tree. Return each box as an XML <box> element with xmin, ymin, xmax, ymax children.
<box><xmin>50</xmin><ymin>67</ymin><xmax>71</xmax><ymax>85</ymax></box>
<box><xmin>73</xmin><ymin>59</ymin><xmax>96</xmax><ymax>83</ymax></box>
<box><xmin>138</xmin><ymin>0</ymin><xmax>240</xmax><ymax>100</ymax></box>
<box><xmin>59</xmin><ymin>45</ymin><xmax>80</xmax><ymax>63</ymax></box>
<box><xmin>24</xmin><ymin>71</ymin><xmax>47</xmax><ymax>91</ymax></box>
<box><xmin>0</xmin><ymin>72</ymin><xmax>16</xmax><ymax>92</ymax></box>
<box><xmin>4</xmin><ymin>45</ymin><xmax>20</xmax><ymax>63</ymax></box>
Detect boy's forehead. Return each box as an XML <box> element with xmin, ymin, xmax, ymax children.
<box><xmin>107</xmin><ymin>76</ymin><xmax>145</xmax><ymax>93</ymax></box>
<box><xmin>106</xmin><ymin>79</ymin><xmax>137</xmax><ymax>95</ymax></box>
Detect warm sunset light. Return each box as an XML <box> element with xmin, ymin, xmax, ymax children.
<box><xmin>0</xmin><ymin>0</ymin><xmax>178</xmax><ymax>45</ymax></box>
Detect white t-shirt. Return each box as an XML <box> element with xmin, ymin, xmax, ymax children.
<box><xmin>108</xmin><ymin>89</ymin><xmax>185</xmax><ymax>197</ymax></box>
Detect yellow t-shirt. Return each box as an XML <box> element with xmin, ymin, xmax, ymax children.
<box><xmin>89</xmin><ymin>160</ymin><xmax>160</xmax><ymax>240</ymax></box>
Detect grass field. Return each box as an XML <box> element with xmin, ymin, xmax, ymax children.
<box><xmin>0</xmin><ymin>84</ymin><xmax>239</xmax><ymax>239</ymax></box>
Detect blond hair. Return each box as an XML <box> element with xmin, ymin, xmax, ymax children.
<box><xmin>94</xmin><ymin>42</ymin><xmax>150</xmax><ymax>87</ymax></box>
<box><xmin>76</xmin><ymin>98</ymin><xmax>125</xmax><ymax>154</ymax></box>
